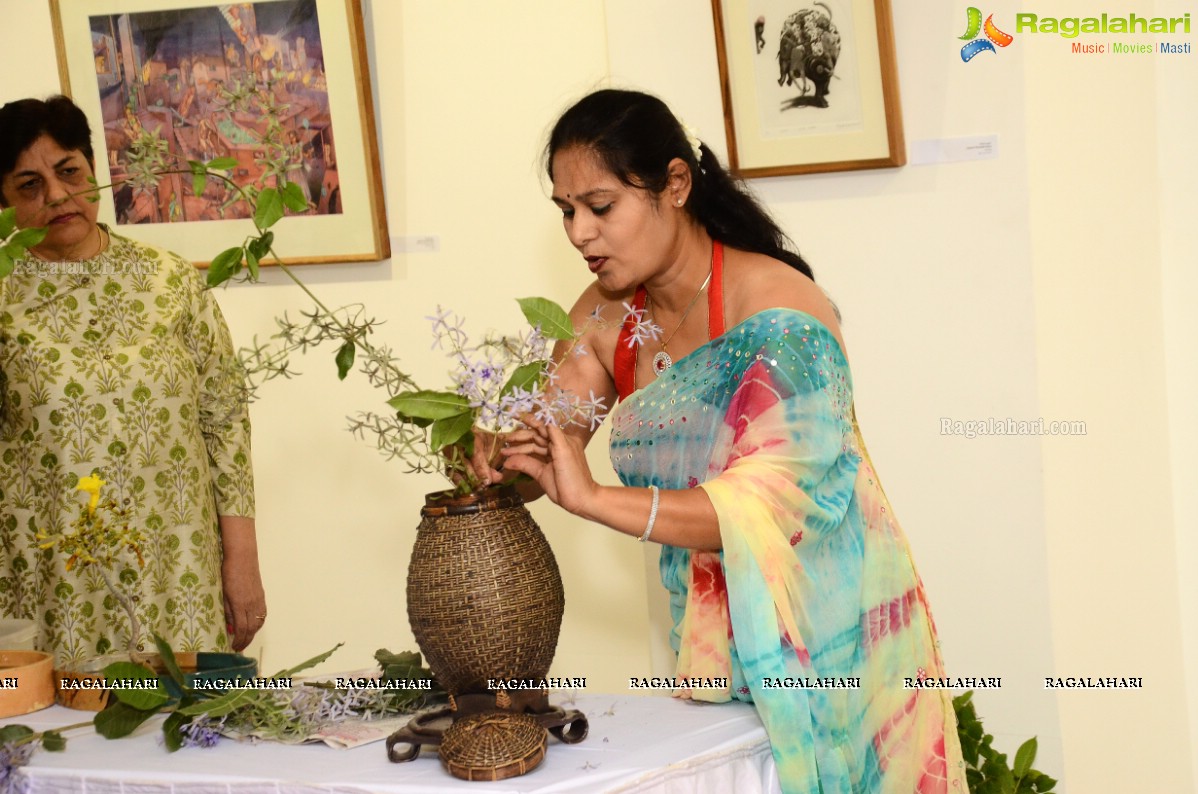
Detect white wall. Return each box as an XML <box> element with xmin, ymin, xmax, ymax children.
<box><xmin>1022</xmin><ymin>0</ymin><xmax>1195</xmax><ymax>789</ymax></box>
<box><xmin>1156</xmin><ymin>5</ymin><xmax>1198</xmax><ymax>792</ymax></box>
<box><xmin>3</xmin><ymin>0</ymin><xmax>1195</xmax><ymax>789</ymax></box>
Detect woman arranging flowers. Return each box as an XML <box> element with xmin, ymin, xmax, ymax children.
<box><xmin>481</xmin><ymin>89</ymin><xmax>967</xmax><ymax>792</ymax></box>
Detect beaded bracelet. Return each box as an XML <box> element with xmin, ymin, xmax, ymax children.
<box><xmin>639</xmin><ymin>485</ymin><xmax>660</xmax><ymax>542</ymax></box>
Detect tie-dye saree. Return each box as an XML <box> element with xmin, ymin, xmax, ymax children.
<box><xmin>608</xmin><ymin>307</ymin><xmax>966</xmax><ymax>793</ymax></box>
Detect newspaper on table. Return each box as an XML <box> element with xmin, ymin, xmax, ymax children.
<box><xmin>299</xmin><ymin>714</ymin><xmax>413</xmax><ymax>749</ymax></box>
<box><xmin>217</xmin><ymin>669</ymin><xmax>429</xmax><ymax>749</ymax></box>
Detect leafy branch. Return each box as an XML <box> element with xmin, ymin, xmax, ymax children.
<box><xmin>953</xmin><ymin>690</ymin><xmax>1057</xmax><ymax>793</ymax></box>
<box><xmin>93</xmin><ymin>636</ymin><xmax>443</xmax><ymax>750</ymax></box>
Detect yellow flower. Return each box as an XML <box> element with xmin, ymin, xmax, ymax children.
<box><xmin>76</xmin><ymin>474</ymin><xmax>106</xmax><ymax>517</ymax></box>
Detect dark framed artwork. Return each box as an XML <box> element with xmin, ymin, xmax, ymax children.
<box><xmin>50</xmin><ymin>0</ymin><xmax>389</xmax><ymax>264</ymax></box>
<box><xmin>712</xmin><ymin>0</ymin><xmax>906</xmax><ymax>177</ymax></box>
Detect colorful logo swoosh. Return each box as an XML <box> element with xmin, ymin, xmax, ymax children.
<box><xmin>960</xmin><ymin>7</ymin><xmax>1013</xmax><ymax>62</ymax></box>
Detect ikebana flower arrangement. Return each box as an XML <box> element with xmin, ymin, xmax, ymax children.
<box><xmin>234</xmin><ymin>290</ymin><xmax>611</xmax><ymax>494</ymax></box>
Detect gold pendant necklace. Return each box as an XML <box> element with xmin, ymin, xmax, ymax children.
<box><xmin>648</xmin><ymin>267</ymin><xmax>713</xmax><ymax>375</ymax></box>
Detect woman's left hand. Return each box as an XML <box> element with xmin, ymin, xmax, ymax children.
<box><xmin>501</xmin><ymin>421</ymin><xmax>599</xmax><ymax>518</ymax></box>
<box><xmin>219</xmin><ymin>516</ymin><xmax>267</xmax><ymax>651</ymax></box>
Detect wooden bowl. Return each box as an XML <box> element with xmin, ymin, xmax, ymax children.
<box><xmin>54</xmin><ymin>653</ymin><xmax>126</xmax><ymax>711</ymax></box>
<box><xmin>0</xmin><ymin>650</ymin><xmax>55</xmax><ymax>717</ymax></box>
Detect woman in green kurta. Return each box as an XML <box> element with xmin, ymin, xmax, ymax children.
<box><xmin>0</xmin><ymin>96</ymin><xmax>265</xmax><ymax>664</ymax></box>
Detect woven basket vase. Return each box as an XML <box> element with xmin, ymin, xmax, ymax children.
<box><xmin>407</xmin><ymin>485</ymin><xmax>564</xmax><ymax>698</ymax></box>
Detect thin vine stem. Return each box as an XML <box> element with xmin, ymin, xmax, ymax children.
<box><xmin>97</xmin><ymin>567</ymin><xmax>141</xmax><ymax>657</ymax></box>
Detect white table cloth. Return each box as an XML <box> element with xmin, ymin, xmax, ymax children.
<box><xmin>14</xmin><ymin>694</ymin><xmax>781</xmax><ymax>794</ymax></box>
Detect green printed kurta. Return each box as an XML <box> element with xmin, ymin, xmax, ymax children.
<box><xmin>0</xmin><ymin>228</ymin><xmax>254</xmax><ymax>664</ymax></box>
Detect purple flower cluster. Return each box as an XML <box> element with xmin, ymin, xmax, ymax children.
<box><xmin>279</xmin><ymin>686</ymin><xmax>395</xmax><ymax>737</ymax></box>
<box><xmin>426</xmin><ymin>306</ymin><xmax>608</xmax><ymax>432</ymax></box>
<box><xmin>178</xmin><ymin>716</ymin><xmax>226</xmax><ymax>749</ymax></box>
<box><xmin>0</xmin><ymin>741</ymin><xmax>36</xmax><ymax>794</ymax></box>
<box><xmin>620</xmin><ymin>302</ymin><xmax>663</xmax><ymax>349</ymax></box>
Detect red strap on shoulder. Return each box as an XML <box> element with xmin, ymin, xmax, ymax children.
<box><xmin>614</xmin><ymin>286</ymin><xmax>647</xmax><ymax>401</ymax></box>
<box><xmin>708</xmin><ymin>241</ymin><xmax>725</xmax><ymax>338</ymax></box>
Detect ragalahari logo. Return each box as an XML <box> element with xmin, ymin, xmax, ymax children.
<box><xmin>959</xmin><ymin>8</ymin><xmax>1014</xmax><ymax>61</ymax></box>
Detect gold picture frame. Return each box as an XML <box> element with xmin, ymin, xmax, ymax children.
<box><xmin>712</xmin><ymin>0</ymin><xmax>906</xmax><ymax>177</ymax></box>
<box><xmin>50</xmin><ymin>0</ymin><xmax>389</xmax><ymax>265</ymax></box>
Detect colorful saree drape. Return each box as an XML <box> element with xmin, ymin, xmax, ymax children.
<box><xmin>609</xmin><ymin>303</ymin><xmax>966</xmax><ymax>793</ymax></box>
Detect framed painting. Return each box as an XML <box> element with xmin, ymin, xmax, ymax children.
<box><xmin>50</xmin><ymin>0</ymin><xmax>389</xmax><ymax>265</ymax></box>
<box><xmin>711</xmin><ymin>0</ymin><xmax>906</xmax><ymax>177</ymax></box>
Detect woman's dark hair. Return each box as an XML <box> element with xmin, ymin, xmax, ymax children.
<box><xmin>0</xmin><ymin>96</ymin><xmax>95</xmax><ymax>190</ymax></box>
<box><xmin>546</xmin><ymin>89</ymin><xmax>812</xmax><ymax>279</ymax></box>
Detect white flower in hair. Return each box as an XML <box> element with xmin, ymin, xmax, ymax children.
<box><xmin>678</xmin><ymin>118</ymin><xmax>704</xmax><ymax>170</ymax></box>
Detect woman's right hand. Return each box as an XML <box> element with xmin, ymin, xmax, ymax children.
<box><xmin>462</xmin><ymin>426</ymin><xmax>506</xmax><ymax>487</ymax></box>
<box><xmin>502</xmin><ymin>417</ymin><xmax>613</xmax><ymax>521</ymax></box>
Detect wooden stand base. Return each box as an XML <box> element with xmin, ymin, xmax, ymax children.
<box><xmin>386</xmin><ymin>691</ymin><xmax>588</xmax><ymax>764</ymax></box>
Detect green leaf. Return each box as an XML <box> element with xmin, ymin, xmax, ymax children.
<box><xmin>192</xmin><ymin>171</ymin><xmax>207</xmax><ymax>197</ymax></box>
<box><xmin>153</xmin><ymin>633</ymin><xmax>187</xmax><ymax>688</ymax></box>
<box><xmin>0</xmin><ymin>207</ymin><xmax>17</xmax><ymax>239</ymax></box>
<box><xmin>245</xmin><ymin>247</ymin><xmax>260</xmax><ymax>280</ymax></box>
<box><xmin>247</xmin><ymin>230</ymin><xmax>274</xmax><ymax>262</ymax></box>
<box><xmin>41</xmin><ymin>730</ymin><xmax>67</xmax><ymax>751</ymax></box>
<box><xmin>1036</xmin><ymin>774</ymin><xmax>1058</xmax><ymax>791</ymax></box>
<box><xmin>517</xmin><ymin>297</ymin><xmax>574</xmax><ymax>340</ymax></box>
<box><xmin>500</xmin><ymin>361</ymin><xmax>545</xmax><ymax>398</ymax></box>
<box><xmin>959</xmin><ymin>732</ymin><xmax>980</xmax><ymax>767</ymax></box>
<box><xmin>254</xmin><ymin>187</ymin><xmax>284</xmax><ymax>229</ymax></box>
<box><xmin>162</xmin><ymin>711</ymin><xmax>187</xmax><ymax>753</ymax></box>
<box><xmin>376</xmin><ymin>649</ymin><xmax>422</xmax><ymax>668</ymax></box>
<box><xmin>94</xmin><ymin>700</ymin><xmax>159</xmax><ymax>738</ymax></box>
<box><xmin>10</xmin><ymin>227</ymin><xmax>48</xmax><ymax>250</ymax></box>
<box><xmin>206</xmin><ymin>157</ymin><xmax>239</xmax><ymax>171</ymax></box>
<box><xmin>1013</xmin><ymin>736</ymin><xmax>1037</xmax><ymax>778</ymax></box>
<box><xmin>102</xmin><ymin>661</ymin><xmax>171</xmax><ymax>710</ymax></box>
<box><xmin>335</xmin><ymin>340</ymin><xmax>355</xmax><ymax>380</ymax></box>
<box><xmin>177</xmin><ymin>687</ymin><xmax>260</xmax><ymax>717</ymax></box>
<box><xmin>206</xmin><ymin>246</ymin><xmax>244</xmax><ymax>287</ymax></box>
<box><xmin>388</xmin><ymin>390</ymin><xmax>471</xmax><ymax>421</ymax></box>
<box><xmin>975</xmin><ymin>779</ymin><xmax>1003</xmax><ymax>794</ymax></box>
<box><xmin>271</xmin><ymin>642</ymin><xmax>344</xmax><ymax>679</ymax></box>
<box><xmin>281</xmin><ymin>181</ymin><xmax>307</xmax><ymax>212</ymax></box>
<box><xmin>429</xmin><ymin>411</ymin><xmax>474</xmax><ymax>451</ymax></box>
<box><xmin>0</xmin><ymin>251</ymin><xmax>13</xmax><ymax>280</ymax></box>
<box><xmin>0</xmin><ymin>725</ymin><xmax>33</xmax><ymax>743</ymax></box>
<box><xmin>376</xmin><ymin>649</ymin><xmax>440</xmax><ymax>693</ymax></box>
<box><xmin>980</xmin><ymin>753</ymin><xmax>1013</xmax><ymax>790</ymax></box>
<box><xmin>103</xmin><ymin>661</ymin><xmax>164</xmax><ymax>680</ymax></box>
